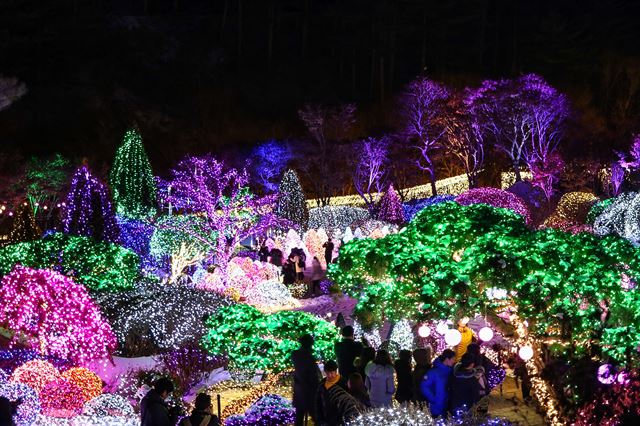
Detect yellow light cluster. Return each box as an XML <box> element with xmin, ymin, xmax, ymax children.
<box><xmin>307</xmin><ymin>173</ymin><xmax>470</xmax><ymax>208</ymax></box>
<box><xmin>219</xmin><ymin>372</ymin><xmax>285</xmax><ymax>420</ymax></box>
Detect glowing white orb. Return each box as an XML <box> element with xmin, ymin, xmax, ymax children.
<box><xmin>616</xmin><ymin>371</ymin><xmax>629</xmax><ymax>385</ymax></box>
<box><xmin>444</xmin><ymin>329</ymin><xmax>462</xmax><ymax>346</ymax></box>
<box><xmin>417</xmin><ymin>324</ymin><xmax>431</xmax><ymax>338</ymax></box>
<box><xmin>518</xmin><ymin>345</ymin><xmax>534</xmax><ymax>361</ymax></box>
<box><xmin>435</xmin><ymin>321</ymin><xmax>449</xmax><ymax>335</ymax></box>
<box><xmin>478</xmin><ymin>327</ymin><xmax>494</xmax><ymax>342</ymax></box>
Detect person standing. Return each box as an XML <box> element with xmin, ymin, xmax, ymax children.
<box><xmin>258</xmin><ymin>243</ymin><xmax>270</xmax><ymax>262</ymax></box>
<box><xmin>322</xmin><ymin>238</ymin><xmax>334</xmax><ymax>266</ymax></box>
<box><xmin>141</xmin><ymin>377</ymin><xmax>176</xmax><ymax>426</ymax></box>
<box><xmin>412</xmin><ymin>348</ymin><xmax>432</xmax><ymax>403</ymax></box>
<box><xmin>347</xmin><ymin>372</ymin><xmax>371</xmax><ymax>407</ymax></box>
<box><xmin>179</xmin><ymin>393</ymin><xmax>220</xmax><ymax>426</ymax></box>
<box><xmin>335</xmin><ymin>326</ymin><xmax>363</xmax><ymax>378</ymax></box>
<box><xmin>355</xmin><ymin>346</ymin><xmax>376</xmax><ymax>379</ymax></box>
<box><xmin>315</xmin><ymin>360</ymin><xmax>348</xmax><ymax>426</ymax></box>
<box><xmin>394</xmin><ymin>349</ymin><xmax>413</xmax><ymax>403</ymax></box>
<box><xmin>310</xmin><ymin>256</ymin><xmax>324</xmax><ymax>296</ymax></box>
<box><xmin>364</xmin><ymin>350</ymin><xmax>396</xmax><ymax>408</ymax></box>
<box><xmin>420</xmin><ymin>349</ymin><xmax>456</xmax><ymax>418</ymax></box>
<box><xmin>292</xmin><ymin>334</ymin><xmax>321</xmax><ymax>426</ymax></box>
<box><xmin>454</xmin><ymin>317</ymin><xmax>475</xmax><ymax>362</ymax></box>
<box><xmin>449</xmin><ymin>352</ymin><xmax>482</xmax><ymax>414</ymax></box>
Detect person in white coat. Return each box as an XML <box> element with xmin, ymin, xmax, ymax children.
<box><xmin>365</xmin><ymin>349</ymin><xmax>395</xmax><ymax>408</ymax></box>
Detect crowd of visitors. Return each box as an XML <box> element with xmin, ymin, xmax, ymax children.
<box><xmin>292</xmin><ymin>325</ymin><xmax>499</xmax><ymax>426</ymax></box>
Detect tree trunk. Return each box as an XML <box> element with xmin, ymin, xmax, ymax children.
<box><xmin>429</xmin><ymin>170</ymin><xmax>438</xmax><ymax>196</ymax></box>
<box><xmin>513</xmin><ymin>162</ymin><xmax>522</xmax><ymax>182</ymax></box>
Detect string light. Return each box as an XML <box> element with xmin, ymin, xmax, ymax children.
<box><xmin>61</xmin><ymin>367</ymin><xmax>103</xmax><ymax>402</ymax></box>
<box><xmin>10</xmin><ymin>360</ymin><xmax>60</xmax><ymax>394</ymax></box>
<box><xmin>308</xmin><ymin>206</ymin><xmax>370</xmax><ymax>235</ymax></box>
<box><xmin>0</xmin><ymin>233</ymin><xmax>139</xmax><ymax>292</ymax></box>
<box><xmin>202</xmin><ymin>304</ymin><xmax>339</xmax><ymax>372</ymax></box>
<box><xmin>388</xmin><ymin>319</ymin><xmax>414</xmax><ymax>355</ymax></box>
<box><xmin>94</xmin><ymin>283</ymin><xmax>232</xmax><ymax>355</ymax></box>
<box><xmin>346</xmin><ymin>404</ymin><xmax>513</xmax><ymax>425</ymax></box>
<box><xmin>0</xmin><ymin>267</ymin><xmax>117</xmax><ymax>364</ymax></box>
<box><xmin>82</xmin><ymin>394</ymin><xmax>135</xmax><ymax>417</ymax></box>
<box><xmin>109</xmin><ymin>128</ymin><xmax>157</xmax><ymax>219</ymax></box>
<box><xmin>378</xmin><ymin>184</ymin><xmax>405</xmax><ymax>224</ymax></box>
<box><xmin>225</xmin><ymin>393</ymin><xmax>295</xmax><ymax>426</ymax></box>
<box><xmin>455</xmin><ymin>187</ymin><xmax>532</xmax><ymax>224</ymax></box>
<box><xmin>220</xmin><ymin>373</ymin><xmax>284</xmax><ymax>420</ymax></box>
<box><xmin>40</xmin><ymin>378</ymin><xmax>85</xmax><ymax>418</ymax></box>
<box><xmin>276</xmin><ymin>169</ymin><xmax>308</xmax><ymax>230</ymax></box>
<box><xmin>403</xmin><ymin>195</ymin><xmax>455</xmax><ymax>222</ymax></box>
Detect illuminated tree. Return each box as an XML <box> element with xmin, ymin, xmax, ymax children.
<box><xmin>20</xmin><ymin>153</ymin><xmax>70</xmax><ymax>217</ymax></box>
<box><xmin>276</xmin><ymin>169</ymin><xmax>308</xmax><ymax>230</ymax></box>
<box><xmin>467</xmin><ymin>74</ymin><xmax>569</xmax><ymax>182</ymax></box>
<box><xmin>351</xmin><ymin>137</ymin><xmax>389</xmax><ymax>215</ymax></box>
<box><xmin>443</xmin><ymin>93</ymin><xmax>485</xmax><ymax>188</ymax></box>
<box><xmin>298</xmin><ymin>103</ymin><xmax>356</xmax><ymax>206</ymax></box>
<box><xmin>529</xmin><ymin>152</ymin><xmax>565</xmax><ymax>201</ymax></box>
<box><xmin>455</xmin><ymin>187</ymin><xmax>532</xmax><ymax>225</ymax></box>
<box><xmin>400</xmin><ymin>77</ymin><xmax>450</xmax><ymax>195</ymax></box>
<box><xmin>202</xmin><ymin>303</ymin><xmax>339</xmax><ymax>372</ymax></box>
<box><xmin>377</xmin><ymin>184</ymin><xmax>405</xmax><ymax>224</ymax></box>
<box><xmin>163</xmin><ymin>155</ymin><xmax>284</xmax><ymax>280</ymax></box>
<box><xmin>0</xmin><ymin>233</ymin><xmax>139</xmax><ymax>292</ymax></box>
<box><xmin>0</xmin><ymin>266</ymin><xmax>117</xmax><ymax>364</ymax></box>
<box><xmin>109</xmin><ymin>129</ymin><xmax>157</xmax><ymax>218</ymax></box>
<box><xmin>9</xmin><ymin>203</ymin><xmax>40</xmax><ymax>243</ymax></box>
<box><xmin>63</xmin><ymin>166</ymin><xmax>119</xmax><ymax>243</ymax></box>
<box><xmin>331</xmin><ymin>201</ymin><xmax>640</xmax><ymax>365</ymax></box>
<box><xmin>251</xmin><ymin>140</ymin><xmax>292</xmax><ymax>193</ymax></box>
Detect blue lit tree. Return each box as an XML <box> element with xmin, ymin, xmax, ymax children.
<box><xmin>250</xmin><ymin>140</ymin><xmax>292</xmax><ymax>194</ymax></box>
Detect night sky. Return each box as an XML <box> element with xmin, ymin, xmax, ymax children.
<box><xmin>0</xmin><ymin>0</ymin><xmax>639</xmax><ymax>173</ymax></box>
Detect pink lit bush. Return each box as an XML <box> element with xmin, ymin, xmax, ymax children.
<box><xmin>0</xmin><ymin>266</ymin><xmax>117</xmax><ymax>364</ymax></box>
<box><xmin>40</xmin><ymin>378</ymin><xmax>85</xmax><ymax>417</ymax></box>
<box><xmin>456</xmin><ymin>187</ymin><xmax>532</xmax><ymax>225</ymax></box>
<box><xmin>10</xmin><ymin>360</ymin><xmax>60</xmax><ymax>394</ymax></box>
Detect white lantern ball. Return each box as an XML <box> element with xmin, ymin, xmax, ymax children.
<box><xmin>478</xmin><ymin>327</ymin><xmax>494</xmax><ymax>342</ymax></box>
<box><xmin>518</xmin><ymin>345</ymin><xmax>534</xmax><ymax>361</ymax></box>
<box><xmin>444</xmin><ymin>329</ymin><xmax>462</xmax><ymax>346</ymax></box>
<box><xmin>435</xmin><ymin>321</ymin><xmax>449</xmax><ymax>335</ymax></box>
<box><xmin>417</xmin><ymin>324</ymin><xmax>431</xmax><ymax>338</ymax></box>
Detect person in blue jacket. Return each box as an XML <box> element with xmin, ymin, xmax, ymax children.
<box><xmin>420</xmin><ymin>349</ymin><xmax>456</xmax><ymax>417</ymax></box>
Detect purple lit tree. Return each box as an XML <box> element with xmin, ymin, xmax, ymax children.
<box><xmin>529</xmin><ymin>152</ymin><xmax>565</xmax><ymax>201</ymax></box>
<box><xmin>468</xmin><ymin>74</ymin><xmax>568</xmax><ymax>182</ymax></box>
<box><xmin>63</xmin><ymin>166</ymin><xmax>119</xmax><ymax>243</ymax></box>
<box><xmin>351</xmin><ymin>136</ymin><xmax>389</xmax><ymax>216</ymax></box>
<box><xmin>400</xmin><ymin>77</ymin><xmax>450</xmax><ymax>195</ymax></box>
<box><xmin>443</xmin><ymin>93</ymin><xmax>485</xmax><ymax>188</ymax></box>
<box><xmin>377</xmin><ymin>184</ymin><xmax>405</xmax><ymax>224</ymax></box>
<box><xmin>250</xmin><ymin>140</ymin><xmax>292</xmax><ymax>194</ymax></box>
<box><xmin>610</xmin><ymin>162</ymin><xmax>624</xmax><ymax>196</ymax></box>
<box><xmin>163</xmin><ymin>155</ymin><xmax>284</xmax><ymax>281</ymax></box>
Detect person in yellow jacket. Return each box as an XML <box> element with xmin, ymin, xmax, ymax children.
<box><xmin>454</xmin><ymin>317</ymin><xmax>475</xmax><ymax>362</ymax></box>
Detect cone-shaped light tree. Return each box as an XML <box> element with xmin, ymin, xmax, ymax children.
<box><xmin>276</xmin><ymin>169</ymin><xmax>309</xmax><ymax>230</ymax></box>
<box><xmin>9</xmin><ymin>203</ymin><xmax>41</xmax><ymax>243</ymax></box>
<box><xmin>377</xmin><ymin>184</ymin><xmax>405</xmax><ymax>224</ymax></box>
<box><xmin>63</xmin><ymin>166</ymin><xmax>119</xmax><ymax>243</ymax></box>
<box><xmin>109</xmin><ymin>129</ymin><xmax>157</xmax><ymax>218</ymax></box>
